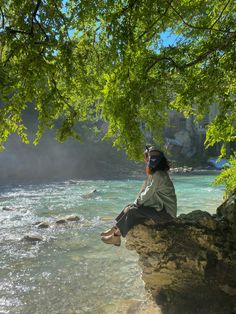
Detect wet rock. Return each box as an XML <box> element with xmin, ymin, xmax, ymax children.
<box><xmin>81</xmin><ymin>189</ymin><xmax>97</xmax><ymax>199</ymax></box>
<box><xmin>65</xmin><ymin>215</ymin><xmax>80</xmax><ymax>222</ymax></box>
<box><xmin>37</xmin><ymin>222</ymin><xmax>50</xmax><ymax>228</ymax></box>
<box><xmin>23</xmin><ymin>234</ymin><xmax>43</xmax><ymax>242</ymax></box>
<box><xmin>126</xmin><ymin>192</ymin><xmax>236</xmax><ymax>313</ymax></box>
<box><xmin>32</xmin><ymin>221</ymin><xmax>42</xmax><ymax>225</ymax></box>
<box><xmin>2</xmin><ymin>206</ymin><xmax>15</xmax><ymax>211</ymax></box>
<box><xmin>56</xmin><ymin>218</ymin><xmax>67</xmax><ymax>224</ymax></box>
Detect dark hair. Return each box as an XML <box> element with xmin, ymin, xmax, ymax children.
<box><xmin>152</xmin><ymin>155</ymin><xmax>170</xmax><ymax>172</ymax></box>
<box><xmin>148</xmin><ymin>152</ymin><xmax>170</xmax><ymax>173</ymax></box>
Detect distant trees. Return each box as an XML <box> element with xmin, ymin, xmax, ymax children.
<box><xmin>0</xmin><ymin>0</ymin><xmax>235</xmax><ymax>191</ymax></box>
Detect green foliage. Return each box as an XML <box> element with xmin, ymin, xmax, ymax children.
<box><xmin>0</xmin><ymin>0</ymin><xmax>235</xmax><ymax>190</ymax></box>
<box><xmin>213</xmin><ymin>153</ymin><xmax>236</xmax><ymax>197</ymax></box>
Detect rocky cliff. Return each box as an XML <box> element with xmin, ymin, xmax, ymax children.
<box><xmin>126</xmin><ymin>191</ymin><xmax>236</xmax><ymax>314</ymax></box>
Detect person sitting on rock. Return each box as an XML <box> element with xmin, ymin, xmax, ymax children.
<box><xmin>101</xmin><ymin>146</ymin><xmax>177</xmax><ymax>246</ymax></box>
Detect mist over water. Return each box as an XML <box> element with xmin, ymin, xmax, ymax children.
<box><xmin>0</xmin><ymin>132</ymin><xmax>136</xmax><ymax>185</ymax></box>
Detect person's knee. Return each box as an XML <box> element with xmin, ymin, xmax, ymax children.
<box><xmin>125</xmin><ymin>207</ymin><xmax>137</xmax><ymax>217</ymax></box>
<box><xmin>123</xmin><ymin>206</ymin><xmax>130</xmax><ymax>214</ymax></box>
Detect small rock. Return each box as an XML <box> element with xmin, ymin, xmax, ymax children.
<box><xmin>32</xmin><ymin>221</ymin><xmax>42</xmax><ymax>225</ymax></box>
<box><xmin>37</xmin><ymin>222</ymin><xmax>50</xmax><ymax>228</ymax></box>
<box><xmin>23</xmin><ymin>234</ymin><xmax>43</xmax><ymax>242</ymax></box>
<box><xmin>56</xmin><ymin>218</ymin><xmax>67</xmax><ymax>224</ymax></box>
<box><xmin>66</xmin><ymin>215</ymin><xmax>80</xmax><ymax>222</ymax></box>
<box><xmin>81</xmin><ymin>189</ymin><xmax>97</xmax><ymax>199</ymax></box>
<box><xmin>2</xmin><ymin>206</ymin><xmax>15</xmax><ymax>211</ymax></box>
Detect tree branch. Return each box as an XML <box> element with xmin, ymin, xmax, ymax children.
<box><xmin>146</xmin><ymin>56</ymin><xmax>181</xmax><ymax>72</ymax></box>
<box><xmin>210</xmin><ymin>0</ymin><xmax>232</xmax><ymax>29</ymax></box>
<box><xmin>31</xmin><ymin>0</ymin><xmax>42</xmax><ymax>34</ymax></box>
<box><xmin>146</xmin><ymin>31</ymin><xmax>236</xmax><ymax>73</ymax></box>
<box><xmin>0</xmin><ymin>6</ymin><xmax>5</xmax><ymax>29</ymax></box>
<box><xmin>6</xmin><ymin>27</ymin><xmax>31</xmax><ymax>35</ymax></box>
<box><xmin>117</xmin><ymin>0</ymin><xmax>139</xmax><ymax>17</ymax></box>
<box><xmin>34</xmin><ymin>17</ymin><xmax>50</xmax><ymax>42</ymax></box>
<box><xmin>51</xmin><ymin>0</ymin><xmax>71</xmax><ymax>41</ymax></box>
<box><xmin>139</xmin><ymin>3</ymin><xmax>172</xmax><ymax>40</ymax></box>
<box><xmin>167</xmin><ymin>0</ymin><xmax>235</xmax><ymax>34</ymax></box>
<box><xmin>51</xmin><ymin>79</ymin><xmax>77</xmax><ymax>117</ymax></box>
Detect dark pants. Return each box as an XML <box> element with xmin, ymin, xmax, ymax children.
<box><xmin>115</xmin><ymin>204</ymin><xmax>172</xmax><ymax>237</ymax></box>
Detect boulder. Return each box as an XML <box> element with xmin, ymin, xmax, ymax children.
<box><xmin>126</xmin><ymin>191</ymin><xmax>236</xmax><ymax>313</ymax></box>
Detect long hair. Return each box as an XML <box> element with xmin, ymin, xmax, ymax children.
<box><xmin>145</xmin><ymin>151</ymin><xmax>170</xmax><ymax>175</ymax></box>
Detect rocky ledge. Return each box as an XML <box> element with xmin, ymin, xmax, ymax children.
<box><xmin>126</xmin><ymin>190</ymin><xmax>236</xmax><ymax>314</ymax></box>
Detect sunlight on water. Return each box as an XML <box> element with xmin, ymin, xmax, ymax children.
<box><xmin>0</xmin><ymin>175</ymin><xmax>224</xmax><ymax>313</ymax></box>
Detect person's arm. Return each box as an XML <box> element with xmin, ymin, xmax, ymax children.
<box><xmin>134</xmin><ymin>176</ymin><xmax>156</xmax><ymax>206</ymax></box>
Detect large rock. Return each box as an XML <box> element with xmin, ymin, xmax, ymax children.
<box><xmin>126</xmin><ymin>192</ymin><xmax>236</xmax><ymax>314</ymax></box>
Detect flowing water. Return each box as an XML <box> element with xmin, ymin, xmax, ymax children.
<box><xmin>0</xmin><ymin>174</ymin><xmax>224</xmax><ymax>314</ymax></box>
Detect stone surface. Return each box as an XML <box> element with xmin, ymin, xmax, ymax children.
<box><xmin>37</xmin><ymin>222</ymin><xmax>50</xmax><ymax>228</ymax></box>
<box><xmin>23</xmin><ymin>234</ymin><xmax>43</xmax><ymax>242</ymax></box>
<box><xmin>81</xmin><ymin>189</ymin><xmax>97</xmax><ymax>199</ymax></box>
<box><xmin>217</xmin><ymin>189</ymin><xmax>236</xmax><ymax>231</ymax></box>
<box><xmin>126</xmin><ymin>191</ymin><xmax>236</xmax><ymax>314</ymax></box>
<box><xmin>56</xmin><ymin>218</ymin><xmax>67</xmax><ymax>224</ymax></box>
<box><xmin>2</xmin><ymin>206</ymin><xmax>15</xmax><ymax>211</ymax></box>
<box><xmin>65</xmin><ymin>215</ymin><xmax>80</xmax><ymax>222</ymax></box>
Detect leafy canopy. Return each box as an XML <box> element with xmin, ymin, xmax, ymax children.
<box><xmin>0</xmin><ymin>0</ymin><xmax>235</xmax><ymax>190</ymax></box>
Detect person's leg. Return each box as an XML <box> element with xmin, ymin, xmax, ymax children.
<box><xmin>101</xmin><ymin>205</ymin><xmax>173</xmax><ymax>245</ymax></box>
<box><xmin>116</xmin><ymin>205</ymin><xmax>172</xmax><ymax>237</ymax></box>
<box><xmin>100</xmin><ymin>204</ymin><xmax>133</xmax><ymax>236</ymax></box>
<box><xmin>115</xmin><ymin>203</ymin><xmax>134</xmax><ymax>221</ymax></box>
<box><xmin>116</xmin><ymin>205</ymin><xmax>149</xmax><ymax>237</ymax></box>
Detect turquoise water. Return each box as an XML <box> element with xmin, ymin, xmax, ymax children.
<box><xmin>0</xmin><ymin>174</ymin><xmax>224</xmax><ymax>314</ymax></box>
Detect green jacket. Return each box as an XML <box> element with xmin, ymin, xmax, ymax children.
<box><xmin>134</xmin><ymin>171</ymin><xmax>177</xmax><ymax>217</ymax></box>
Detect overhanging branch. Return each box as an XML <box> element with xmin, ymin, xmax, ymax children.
<box><xmin>146</xmin><ymin>31</ymin><xmax>236</xmax><ymax>72</ymax></box>
<box><xmin>167</xmin><ymin>0</ymin><xmax>235</xmax><ymax>34</ymax></box>
<box><xmin>210</xmin><ymin>0</ymin><xmax>232</xmax><ymax>29</ymax></box>
<box><xmin>139</xmin><ymin>2</ymin><xmax>172</xmax><ymax>40</ymax></box>
<box><xmin>31</xmin><ymin>0</ymin><xmax>42</xmax><ymax>33</ymax></box>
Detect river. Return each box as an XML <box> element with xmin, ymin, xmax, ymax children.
<box><xmin>0</xmin><ymin>174</ymin><xmax>224</xmax><ymax>313</ymax></box>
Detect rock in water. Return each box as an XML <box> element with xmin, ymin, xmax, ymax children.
<box><xmin>23</xmin><ymin>234</ymin><xmax>43</xmax><ymax>242</ymax></box>
<box><xmin>37</xmin><ymin>222</ymin><xmax>50</xmax><ymax>228</ymax></box>
<box><xmin>81</xmin><ymin>189</ymin><xmax>97</xmax><ymax>199</ymax></box>
<box><xmin>65</xmin><ymin>215</ymin><xmax>80</xmax><ymax>222</ymax></box>
<box><xmin>56</xmin><ymin>218</ymin><xmax>67</xmax><ymax>224</ymax></box>
<box><xmin>126</xmin><ymin>191</ymin><xmax>236</xmax><ymax>314</ymax></box>
<box><xmin>2</xmin><ymin>206</ymin><xmax>15</xmax><ymax>211</ymax></box>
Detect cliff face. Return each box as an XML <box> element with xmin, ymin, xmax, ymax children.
<box><xmin>126</xmin><ymin>191</ymin><xmax>236</xmax><ymax>314</ymax></box>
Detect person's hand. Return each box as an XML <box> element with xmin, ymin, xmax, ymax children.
<box><xmin>124</xmin><ymin>203</ymin><xmax>135</xmax><ymax>214</ymax></box>
<box><xmin>123</xmin><ymin>206</ymin><xmax>130</xmax><ymax>214</ymax></box>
